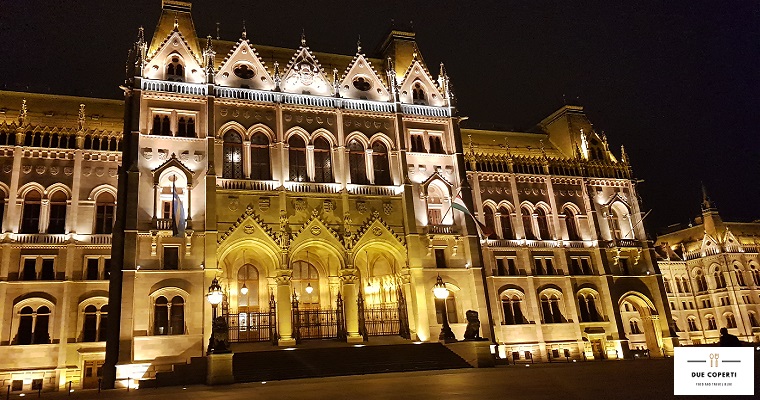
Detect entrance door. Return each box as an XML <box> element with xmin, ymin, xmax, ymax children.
<box><xmin>82</xmin><ymin>360</ymin><xmax>103</xmax><ymax>389</ymax></box>
<box><xmin>591</xmin><ymin>340</ymin><xmax>605</xmax><ymax>360</ymax></box>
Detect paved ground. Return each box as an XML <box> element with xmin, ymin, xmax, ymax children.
<box><xmin>22</xmin><ymin>358</ymin><xmax>759</xmax><ymax>400</ymax></box>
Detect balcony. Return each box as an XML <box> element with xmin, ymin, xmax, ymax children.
<box><xmin>428</xmin><ymin>225</ymin><xmax>458</xmax><ymax>235</ymax></box>
<box><xmin>217</xmin><ymin>178</ymin><xmax>278</xmax><ymax>191</ymax></box>
<box><xmin>141</xmin><ymin>80</ymin><xmax>207</xmax><ymax>96</ymax></box>
<box><xmin>156</xmin><ymin>219</ymin><xmax>174</xmax><ymax>230</ymax></box>
<box><xmin>284</xmin><ymin>181</ymin><xmax>341</xmax><ymax>194</ymax></box>
<box><xmin>607</xmin><ymin>239</ymin><xmax>642</xmax><ymax>248</ymax></box>
<box><xmin>12</xmin><ymin>234</ymin><xmax>69</xmax><ymax>244</ymax></box>
<box><xmin>346</xmin><ymin>184</ymin><xmax>399</xmax><ymax>196</ymax></box>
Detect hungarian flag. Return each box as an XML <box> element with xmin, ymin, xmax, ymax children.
<box><xmin>451</xmin><ymin>194</ymin><xmax>491</xmax><ymax>239</ymax></box>
<box><xmin>171</xmin><ymin>180</ymin><xmax>186</xmax><ymax>237</ymax></box>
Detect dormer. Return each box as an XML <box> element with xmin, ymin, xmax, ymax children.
<box><xmin>144</xmin><ymin>30</ymin><xmax>204</xmax><ymax>84</ymax></box>
<box><xmin>339</xmin><ymin>53</ymin><xmax>390</xmax><ymax>101</ymax></box>
<box><xmin>281</xmin><ymin>37</ymin><xmax>331</xmax><ymax>96</ymax></box>
<box><xmin>398</xmin><ymin>60</ymin><xmax>444</xmax><ymax>107</ymax></box>
<box><xmin>216</xmin><ymin>37</ymin><xmax>275</xmax><ymax>90</ymax></box>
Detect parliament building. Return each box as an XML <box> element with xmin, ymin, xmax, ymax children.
<box><xmin>0</xmin><ymin>0</ymin><xmax>699</xmax><ymax>391</ymax></box>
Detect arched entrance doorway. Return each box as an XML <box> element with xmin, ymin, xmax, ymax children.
<box><xmin>619</xmin><ymin>292</ymin><xmax>664</xmax><ymax>357</ymax></box>
<box><xmin>354</xmin><ymin>247</ymin><xmax>410</xmax><ymax>339</ymax></box>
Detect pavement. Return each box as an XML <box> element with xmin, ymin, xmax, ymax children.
<box><xmin>14</xmin><ymin>358</ymin><xmax>759</xmax><ymax>400</ymax></box>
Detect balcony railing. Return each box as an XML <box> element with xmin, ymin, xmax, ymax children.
<box><xmin>428</xmin><ymin>225</ymin><xmax>457</xmax><ymax>235</ymax></box>
<box><xmin>217</xmin><ymin>178</ymin><xmax>278</xmax><ymax>191</ymax></box>
<box><xmin>141</xmin><ymin>80</ymin><xmax>207</xmax><ymax>96</ymax></box>
<box><xmin>346</xmin><ymin>184</ymin><xmax>399</xmax><ymax>196</ymax></box>
<box><xmin>285</xmin><ymin>181</ymin><xmax>341</xmax><ymax>194</ymax></box>
<box><xmin>607</xmin><ymin>239</ymin><xmax>642</xmax><ymax>248</ymax></box>
<box><xmin>342</xmin><ymin>99</ymin><xmax>396</xmax><ymax>113</ymax></box>
<box><xmin>156</xmin><ymin>219</ymin><xmax>174</xmax><ymax>230</ymax></box>
<box><xmin>400</xmin><ymin>104</ymin><xmax>451</xmax><ymax>117</ymax></box>
<box><xmin>13</xmin><ymin>234</ymin><xmax>69</xmax><ymax>244</ymax></box>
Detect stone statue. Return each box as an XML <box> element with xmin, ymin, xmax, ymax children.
<box><xmin>463</xmin><ymin>310</ymin><xmax>481</xmax><ymax>340</ymax></box>
<box><xmin>209</xmin><ymin>316</ymin><xmax>230</xmax><ymax>354</ymax></box>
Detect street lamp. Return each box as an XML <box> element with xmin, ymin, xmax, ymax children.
<box><xmin>207</xmin><ymin>277</ymin><xmax>223</xmax><ymax>319</ymax></box>
<box><xmin>434</xmin><ymin>275</ymin><xmax>456</xmax><ymax>342</ymax></box>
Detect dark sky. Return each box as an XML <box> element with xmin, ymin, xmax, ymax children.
<box><xmin>1</xmin><ymin>1</ymin><xmax>758</xmax><ymax>234</ymax></box>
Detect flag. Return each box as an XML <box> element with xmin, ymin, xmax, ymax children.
<box><xmin>451</xmin><ymin>194</ymin><xmax>490</xmax><ymax>239</ymax></box>
<box><xmin>171</xmin><ymin>180</ymin><xmax>186</xmax><ymax>237</ymax></box>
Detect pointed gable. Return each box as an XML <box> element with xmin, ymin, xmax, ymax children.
<box><xmin>144</xmin><ymin>30</ymin><xmax>205</xmax><ymax>83</ymax></box>
<box><xmin>216</xmin><ymin>38</ymin><xmax>275</xmax><ymax>90</ymax></box>
<box><xmin>700</xmin><ymin>232</ymin><xmax>721</xmax><ymax>257</ymax></box>
<box><xmin>398</xmin><ymin>59</ymin><xmax>444</xmax><ymax>106</ymax></box>
<box><xmin>217</xmin><ymin>205</ymin><xmax>280</xmax><ymax>254</ymax></box>
<box><xmin>339</xmin><ymin>54</ymin><xmax>390</xmax><ymax>102</ymax></box>
<box><xmin>289</xmin><ymin>212</ymin><xmax>344</xmax><ymax>252</ymax></box>
<box><xmin>281</xmin><ymin>43</ymin><xmax>332</xmax><ymax>96</ymax></box>
<box><xmin>353</xmin><ymin>215</ymin><xmax>405</xmax><ymax>251</ymax></box>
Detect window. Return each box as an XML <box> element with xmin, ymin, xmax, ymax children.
<box><xmin>222</xmin><ymin>131</ymin><xmax>244</xmax><ymax>179</ymax></box>
<box><xmin>153</xmin><ymin>296</ymin><xmax>185</xmax><ymax>335</ymax></box>
<box><xmin>429</xmin><ymin>135</ymin><xmax>444</xmax><ymax>154</ymax></box>
<box><xmin>751</xmin><ymin>267</ymin><xmax>760</xmax><ymax>286</ymax></box>
<box><xmin>348</xmin><ymin>139</ymin><xmax>367</xmax><ymax>184</ymax></box>
<box><xmin>435</xmin><ymin>295</ymin><xmax>458</xmax><ymax>323</ymax></box>
<box><xmin>103</xmin><ymin>258</ymin><xmax>111</xmax><ymax>280</ymax></box>
<box><xmin>86</xmin><ymin>258</ymin><xmax>100</xmax><ymax>280</ymax></box>
<box><xmin>410</xmin><ymin>134</ymin><xmax>426</xmax><ymax>153</ymax></box>
<box><xmin>95</xmin><ymin>192</ymin><xmax>116</xmax><ymax>234</ymax></box>
<box><xmin>535</xmin><ymin>208</ymin><xmax>550</xmax><ymax>240</ymax></box>
<box><xmin>16</xmin><ymin>305</ymin><xmax>50</xmax><ymax>345</ymax></box>
<box><xmin>706</xmin><ymin>315</ymin><xmax>717</xmax><ymax>330</ymax></box>
<box><xmin>501</xmin><ymin>294</ymin><xmax>525</xmax><ymax>325</ymax></box>
<box><xmin>427</xmin><ymin>185</ymin><xmax>447</xmax><ymax>226</ymax></box>
<box><xmin>521</xmin><ymin>207</ymin><xmax>535</xmax><ymax>240</ymax></box>
<box><xmin>237</xmin><ymin>264</ymin><xmax>259</xmax><ymax>310</ymax></box>
<box><xmin>564</xmin><ymin>208</ymin><xmax>580</xmax><ymax>240</ymax></box>
<box><xmin>714</xmin><ymin>270</ymin><xmax>726</xmax><ymax>289</ymax></box>
<box><xmin>234</xmin><ymin>63</ymin><xmax>255</xmax><ymax>79</ymax></box>
<box><xmin>22</xmin><ymin>258</ymin><xmax>37</xmax><ymax>280</ymax></box>
<box><xmin>154</xmin><ymin>297</ymin><xmax>169</xmax><ymax>335</ymax></box>
<box><xmin>291</xmin><ymin>261</ymin><xmax>319</xmax><ymax>308</ymax></box>
<box><xmin>288</xmin><ymin>136</ymin><xmax>307</xmax><ymax>182</ymax></box>
<box><xmin>483</xmin><ymin>206</ymin><xmax>496</xmax><ymax>239</ymax></box>
<box><xmin>580</xmin><ymin>258</ymin><xmax>593</xmax><ymax>275</ymax></box>
<box><xmin>176</xmin><ymin>116</ymin><xmax>195</xmax><ymax>137</ymax></box>
<box><xmin>540</xmin><ymin>294</ymin><xmax>564</xmax><ymax>323</ymax></box>
<box><xmin>619</xmin><ymin>258</ymin><xmax>630</xmax><ymax>275</ymax></box>
<box><xmin>352</xmin><ymin>76</ymin><xmax>371</xmax><ymax>91</ymax></box>
<box><xmin>31</xmin><ymin>380</ymin><xmax>42</xmax><ymax>391</ymax></box>
<box><xmin>40</xmin><ymin>258</ymin><xmax>54</xmax><ymax>280</ymax></box>
<box><xmin>734</xmin><ymin>266</ymin><xmax>746</xmax><ymax>287</ymax></box>
<box><xmin>21</xmin><ymin>190</ymin><xmax>42</xmax><ymax>234</ymax></box>
<box><xmin>11</xmin><ymin>381</ymin><xmax>22</xmax><ymax>392</ymax></box>
<box><xmin>670</xmin><ymin>302</ymin><xmax>675</xmax><ymax>310</ymax></box>
<box><xmin>498</xmin><ymin>207</ymin><xmax>513</xmax><ymax>239</ymax></box>
<box><xmin>609</xmin><ymin>208</ymin><xmax>622</xmax><ymax>240</ymax></box>
<box><xmin>695</xmin><ymin>271</ymin><xmax>708</xmax><ymax>292</ymax></box>
<box><xmin>629</xmin><ymin>319</ymin><xmax>641</xmax><ymax>334</ymax></box>
<box><xmin>163</xmin><ymin>247</ymin><xmax>179</xmax><ymax>270</ymax></box>
<box><xmin>82</xmin><ymin>305</ymin><xmax>98</xmax><ymax>342</ymax></box>
<box><xmin>166</xmin><ymin>56</ymin><xmax>184</xmax><ymax>81</ymax></box>
<box><xmin>250</xmin><ymin>133</ymin><xmax>271</xmax><ymax>180</ymax></box>
<box><xmin>170</xmin><ymin>296</ymin><xmax>185</xmax><ymax>334</ymax></box>
<box><xmin>412</xmin><ymin>82</ymin><xmax>426</xmax><ymax>104</ymax></box>
<box><xmin>663</xmin><ymin>278</ymin><xmax>672</xmax><ymax>294</ymax></box>
<box><xmin>533</xmin><ymin>257</ymin><xmax>555</xmax><ymax>275</ymax></box>
<box><xmin>435</xmin><ymin>249</ymin><xmax>447</xmax><ymax>269</ymax></box>
<box><xmin>725</xmin><ymin>314</ymin><xmax>737</xmax><ymax>329</ymax></box>
<box><xmin>578</xmin><ymin>293</ymin><xmax>601</xmax><ymax>322</ymax></box>
<box><xmin>371</xmin><ymin>141</ymin><xmax>391</xmax><ymax>185</ymax></box>
<box><xmin>687</xmin><ymin>317</ymin><xmax>698</xmax><ymax>332</ymax></box>
<box><xmin>681</xmin><ymin>277</ymin><xmax>691</xmax><ymax>293</ymax></box>
<box><xmin>313</xmin><ymin>138</ymin><xmax>333</xmax><ymax>183</ymax></box>
<box><xmin>0</xmin><ymin>193</ymin><xmax>5</xmax><ymax>228</ymax></box>
<box><xmin>749</xmin><ymin>313</ymin><xmax>759</xmax><ymax>328</ymax></box>
<box><xmin>47</xmin><ymin>191</ymin><xmax>67</xmax><ymax>234</ymax></box>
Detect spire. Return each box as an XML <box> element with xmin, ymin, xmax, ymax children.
<box><xmin>204</xmin><ymin>35</ymin><xmax>216</xmax><ymax>83</ymax></box>
<box><xmin>18</xmin><ymin>98</ymin><xmax>27</xmax><ymax>126</ymax></box>
<box><xmin>437</xmin><ymin>62</ymin><xmax>448</xmax><ymax>87</ymax></box>
<box><xmin>620</xmin><ymin>145</ymin><xmax>628</xmax><ymax>163</ymax></box>
<box><xmin>333</xmin><ymin>68</ymin><xmax>340</xmax><ymax>97</ymax></box>
<box><xmin>77</xmin><ymin>104</ymin><xmax>86</xmax><ymax>132</ymax></box>
<box><xmin>133</xmin><ymin>26</ymin><xmax>147</xmax><ymax>78</ymax></box>
<box><xmin>386</xmin><ymin>57</ymin><xmax>399</xmax><ymax>102</ymax></box>
<box><xmin>241</xmin><ymin>20</ymin><xmax>247</xmax><ymax>39</ymax></box>
<box><xmin>216</xmin><ymin>22</ymin><xmax>220</xmax><ymax>40</ymax></box>
<box><xmin>356</xmin><ymin>35</ymin><xmax>362</xmax><ymax>54</ymax></box>
<box><xmin>700</xmin><ymin>183</ymin><xmax>722</xmax><ymax>236</ymax></box>
<box><xmin>173</xmin><ymin>13</ymin><xmax>179</xmax><ymax>30</ymax></box>
<box><xmin>701</xmin><ymin>183</ymin><xmax>716</xmax><ymax>212</ymax></box>
<box><xmin>273</xmin><ymin>61</ymin><xmax>281</xmax><ymax>91</ymax></box>
<box><xmin>300</xmin><ymin>29</ymin><xmax>306</xmax><ymax>47</ymax></box>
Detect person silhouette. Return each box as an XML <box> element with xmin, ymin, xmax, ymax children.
<box><xmin>719</xmin><ymin>327</ymin><xmax>742</xmax><ymax>347</ymax></box>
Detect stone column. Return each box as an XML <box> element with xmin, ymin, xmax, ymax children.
<box><xmin>641</xmin><ymin>314</ymin><xmax>664</xmax><ymax>357</ymax></box>
<box><xmin>341</xmin><ymin>274</ymin><xmax>362</xmax><ymax>343</ymax></box>
<box><xmin>275</xmin><ymin>274</ymin><xmax>295</xmax><ymax>346</ymax></box>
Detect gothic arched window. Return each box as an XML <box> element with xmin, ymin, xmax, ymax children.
<box><xmin>348</xmin><ymin>139</ymin><xmax>367</xmax><ymax>184</ymax></box>
<box><xmin>21</xmin><ymin>190</ymin><xmax>42</xmax><ymax>234</ymax></box>
<box><xmin>522</xmin><ymin>206</ymin><xmax>535</xmax><ymax>240</ymax></box>
<box><xmin>564</xmin><ymin>208</ymin><xmax>580</xmax><ymax>240</ymax></box>
<box><xmin>412</xmin><ymin>82</ymin><xmax>426</xmax><ymax>105</ymax></box>
<box><xmin>483</xmin><ymin>206</ymin><xmax>496</xmax><ymax>240</ymax></box>
<box><xmin>536</xmin><ymin>208</ymin><xmax>551</xmax><ymax>240</ymax></box>
<box><xmin>237</xmin><ymin>264</ymin><xmax>259</xmax><ymax>310</ymax></box>
<box><xmin>170</xmin><ymin>296</ymin><xmax>185</xmax><ymax>335</ymax></box>
<box><xmin>153</xmin><ymin>296</ymin><xmax>169</xmax><ymax>335</ymax></box>
<box><xmin>501</xmin><ymin>294</ymin><xmax>525</xmax><ymax>325</ymax></box>
<box><xmin>313</xmin><ymin>138</ymin><xmax>333</xmax><ymax>183</ymax></box>
<box><xmin>540</xmin><ymin>293</ymin><xmax>564</xmax><ymax>323</ymax></box>
<box><xmin>250</xmin><ymin>133</ymin><xmax>271</xmax><ymax>180</ymax></box>
<box><xmin>83</xmin><ymin>305</ymin><xmax>98</xmax><ymax>342</ymax></box>
<box><xmin>95</xmin><ymin>192</ymin><xmax>116</xmax><ymax>234</ymax></box>
<box><xmin>47</xmin><ymin>191</ymin><xmax>67</xmax><ymax>234</ymax></box>
<box><xmin>371</xmin><ymin>141</ymin><xmax>391</xmax><ymax>185</ymax></box>
<box><xmin>292</xmin><ymin>261</ymin><xmax>319</xmax><ymax>308</ymax></box>
<box><xmin>166</xmin><ymin>56</ymin><xmax>185</xmax><ymax>82</ymax></box>
<box><xmin>498</xmin><ymin>206</ymin><xmax>513</xmax><ymax>239</ymax></box>
<box><xmin>222</xmin><ymin>131</ymin><xmax>244</xmax><ymax>179</ymax></box>
<box><xmin>288</xmin><ymin>136</ymin><xmax>307</xmax><ymax>182</ymax></box>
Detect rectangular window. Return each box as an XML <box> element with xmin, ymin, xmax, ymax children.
<box><xmin>86</xmin><ymin>258</ymin><xmax>100</xmax><ymax>280</ymax></box>
<box><xmin>410</xmin><ymin>134</ymin><xmax>426</xmax><ymax>152</ymax></box>
<box><xmin>31</xmin><ymin>379</ymin><xmax>42</xmax><ymax>391</ymax></box>
<box><xmin>435</xmin><ymin>249</ymin><xmax>446</xmax><ymax>269</ymax></box>
<box><xmin>162</xmin><ymin>201</ymin><xmax>172</xmax><ymax>220</ymax></box>
<box><xmin>619</xmin><ymin>258</ymin><xmax>630</xmax><ymax>275</ymax></box>
<box><xmin>95</xmin><ymin>204</ymin><xmax>115</xmax><ymax>234</ymax></box>
<box><xmin>496</xmin><ymin>258</ymin><xmax>506</xmax><ymax>276</ymax></box>
<box><xmin>670</xmin><ymin>302</ymin><xmax>675</xmax><ymax>310</ymax></box>
<box><xmin>545</xmin><ymin>258</ymin><xmax>555</xmax><ymax>275</ymax></box>
<box><xmin>570</xmin><ymin>258</ymin><xmax>581</xmax><ymax>275</ymax></box>
<box><xmin>20</xmin><ymin>202</ymin><xmax>41</xmax><ymax>233</ymax></box>
<box><xmin>11</xmin><ymin>381</ymin><xmax>22</xmax><ymax>391</ymax></box>
<box><xmin>534</xmin><ymin>258</ymin><xmax>544</xmax><ymax>275</ymax></box>
<box><xmin>41</xmin><ymin>258</ymin><xmax>55</xmax><ymax>280</ymax></box>
<box><xmin>552</xmin><ymin>349</ymin><xmax>560</xmax><ymax>359</ymax></box>
<box><xmin>580</xmin><ymin>258</ymin><xmax>593</xmax><ymax>275</ymax></box>
<box><xmin>163</xmin><ymin>247</ymin><xmax>179</xmax><ymax>270</ymax></box>
<box><xmin>428</xmin><ymin>135</ymin><xmax>445</xmax><ymax>154</ymax></box>
<box><xmin>103</xmin><ymin>258</ymin><xmax>111</xmax><ymax>280</ymax></box>
<box><xmin>681</xmin><ymin>301</ymin><xmax>687</xmax><ymax>310</ymax></box>
<box><xmin>428</xmin><ymin>209</ymin><xmax>442</xmax><ymax>225</ymax></box>
<box><xmin>22</xmin><ymin>258</ymin><xmax>37</xmax><ymax>280</ymax></box>
<box><xmin>512</xmin><ymin>351</ymin><xmax>520</xmax><ymax>361</ymax></box>
<box><xmin>48</xmin><ymin>203</ymin><xmax>67</xmax><ymax>234</ymax></box>
<box><xmin>507</xmin><ymin>258</ymin><xmax>518</xmax><ymax>275</ymax></box>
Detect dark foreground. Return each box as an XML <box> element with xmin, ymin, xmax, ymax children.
<box><xmin>26</xmin><ymin>357</ymin><xmax>759</xmax><ymax>400</ymax></box>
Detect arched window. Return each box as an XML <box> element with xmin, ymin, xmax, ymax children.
<box><xmin>292</xmin><ymin>260</ymin><xmax>319</xmax><ymax>308</ymax></box>
<box><xmin>47</xmin><ymin>191</ymin><xmax>67</xmax><ymax>234</ymax></box>
<box><xmin>15</xmin><ymin>305</ymin><xmax>52</xmax><ymax>345</ymax></box>
<box><xmin>348</xmin><ymin>139</ymin><xmax>367</xmax><ymax>184</ymax></box>
<box><xmin>663</xmin><ymin>278</ymin><xmax>672</xmax><ymax>294</ymax></box>
<box><xmin>222</xmin><ymin>131</ymin><xmax>244</xmax><ymax>179</ymax></box>
<box><xmin>83</xmin><ymin>305</ymin><xmax>98</xmax><ymax>342</ymax></box>
<box><xmin>483</xmin><ymin>206</ymin><xmax>496</xmax><ymax>240</ymax></box>
<box><xmin>0</xmin><ymin>191</ymin><xmax>6</xmax><ymax>230</ymax></box>
<box><xmin>748</xmin><ymin>312</ymin><xmax>759</xmax><ymax>328</ymax></box>
<box><xmin>250</xmin><ymin>133</ymin><xmax>271</xmax><ymax>180</ymax></box>
<box><xmin>578</xmin><ymin>293</ymin><xmax>602</xmax><ymax>322</ymax></box>
<box><xmin>752</xmin><ymin>266</ymin><xmax>760</xmax><ymax>286</ymax></box>
<box><xmin>152</xmin><ymin>115</ymin><xmax>161</xmax><ymax>134</ymax></box>
<box><xmin>629</xmin><ymin>319</ymin><xmax>641</xmax><ymax>334</ymax></box>
<box><xmin>695</xmin><ymin>270</ymin><xmax>708</xmax><ymax>292</ymax></box>
<box><xmin>161</xmin><ymin>116</ymin><xmax>171</xmax><ymax>136</ymax></box>
<box><xmin>734</xmin><ymin>266</ymin><xmax>746</xmax><ymax>287</ymax></box>
<box><xmin>564</xmin><ymin>208</ymin><xmax>580</xmax><ymax>240</ymax></box>
<box><xmin>540</xmin><ymin>293</ymin><xmax>564</xmax><ymax>323</ymax></box>
<box><xmin>237</xmin><ymin>264</ymin><xmax>259</xmax><ymax>311</ymax></box>
<box><xmin>313</xmin><ymin>138</ymin><xmax>333</xmax><ymax>183</ymax></box>
<box><xmin>170</xmin><ymin>296</ymin><xmax>185</xmax><ymax>335</ymax></box>
<box><xmin>153</xmin><ymin>296</ymin><xmax>169</xmax><ymax>335</ymax></box>
<box><xmin>706</xmin><ymin>315</ymin><xmax>717</xmax><ymax>330</ymax></box>
<box><xmin>410</xmin><ymin>134</ymin><xmax>426</xmax><ymax>153</ymax></box>
<box><xmin>166</xmin><ymin>56</ymin><xmax>184</xmax><ymax>82</ymax></box>
<box><xmin>429</xmin><ymin>135</ymin><xmax>444</xmax><ymax>154</ymax></box>
<box><xmin>95</xmin><ymin>192</ymin><xmax>116</xmax><ymax>234</ymax></box>
<box><xmin>177</xmin><ymin>117</ymin><xmax>188</xmax><ymax>137</ymax></box>
<box><xmin>427</xmin><ymin>185</ymin><xmax>446</xmax><ymax>226</ymax></box>
<box><xmin>501</xmin><ymin>294</ymin><xmax>525</xmax><ymax>325</ymax></box>
<box><xmin>98</xmin><ymin>305</ymin><xmax>108</xmax><ymax>341</ymax></box>
<box><xmin>680</xmin><ymin>277</ymin><xmax>691</xmax><ymax>293</ymax></box>
<box><xmin>435</xmin><ymin>291</ymin><xmax>458</xmax><ymax>324</ymax></box>
<box><xmin>687</xmin><ymin>317</ymin><xmax>698</xmax><ymax>331</ymax></box>
<box><xmin>20</xmin><ymin>190</ymin><xmax>42</xmax><ymax>234</ymax></box>
<box><xmin>288</xmin><ymin>136</ymin><xmax>307</xmax><ymax>182</ymax></box>
<box><xmin>522</xmin><ymin>206</ymin><xmax>535</xmax><ymax>240</ymax></box>
<box><xmin>32</xmin><ymin>132</ymin><xmax>42</xmax><ymax>147</ymax></box>
<box><xmin>16</xmin><ymin>306</ymin><xmax>34</xmax><ymax>345</ymax></box>
<box><xmin>412</xmin><ymin>82</ymin><xmax>426</xmax><ymax>104</ymax></box>
<box><xmin>371</xmin><ymin>141</ymin><xmax>391</xmax><ymax>185</ymax></box>
<box><xmin>498</xmin><ymin>206</ymin><xmax>513</xmax><ymax>239</ymax></box>
<box><xmin>714</xmin><ymin>270</ymin><xmax>726</xmax><ymax>289</ymax></box>
<box><xmin>725</xmin><ymin>313</ymin><xmax>737</xmax><ymax>329</ymax></box>
<box><xmin>536</xmin><ymin>208</ymin><xmax>551</xmax><ymax>240</ymax></box>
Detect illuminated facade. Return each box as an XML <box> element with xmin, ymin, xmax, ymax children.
<box><xmin>656</xmin><ymin>190</ymin><xmax>760</xmax><ymax>345</ymax></box>
<box><xmin>0</xmin><ymin>0</ymin><xmax>681</xmax><ymax>391</ymax></box>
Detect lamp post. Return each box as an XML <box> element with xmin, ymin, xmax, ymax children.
<box><xmin>206</xmin><ymin>277</ymin><xmax>223</xmax><ymax>354</ymax></box>
<box><xmin>434</xmin><ymin>275</ymin><xmax>456</xmax><ymax>342</ymax></box>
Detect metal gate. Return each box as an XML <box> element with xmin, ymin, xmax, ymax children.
<box><xmin>292</xmin><ymin>292</ymin><xmax>346</xmax><ymax>341</ymax></box>
<box><xmin>225</xmin><ymin>294</ymin><xmax>277</xmax><ymax>344</ymax></box>
<box><xmin>358</xmin><ymin>288</ymin><xmax>411</xmax><ymax>339</ymax></box>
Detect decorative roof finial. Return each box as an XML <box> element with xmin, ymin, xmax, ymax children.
<box><xmin>216</xmin><ymin>22</ymin><xmax>220</xmax><ymax>40</ymax></box>
<box><xmin>539</xmin><ymin>139</ymin><xmax>547</xmax><ymax>158</ymax></box>
<box><xmin>273</xmin><ymin>61</ymin><xmax>281</xmax><ymax>91</ymax></box>
<box><xmin>620</xmin><ymin>145</ymin><xmax>628</xmax><ymax>164</ymax></box>
<box><xmin>333</xmin><ymin>68</ymin><xmax>340</xmax><ymax>97</ymax></box>
<box><xmin>301</xmin><ymin>29</ymin><xmax>306</xmax><ymax>46</ymax></box>
<box><xmin>18</xmin><ymin>98</ymin><xmax>27</xmax><ymax>125</ymax></box>
<box><xmin>241</xmin><ymin>20</ymin><xmax>247</xmax><ymax>39</ymax></box>
<box><xmin>78</xmin><ymin>104</ymin><xmax>86</xmax><ymax>131</ymax></box>
<box><xmin>701</xmin><ymin>182</ymin><xmax>716</xmax><ymax>212</ymax></box>
<box><xmin>174</xmin><ymin>13</ymin><xmax>179</xmax><ymax>30</ymax></box>
<box><xmin>357</xmin><ymin>35</ymin><xmax>362</xmax><ymax>54</ymax></box>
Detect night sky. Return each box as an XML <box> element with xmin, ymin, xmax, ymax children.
<box><xmin>1</xmin><ymin>1</ymin><xmax>758</xmax><ymax>235</ymax></box>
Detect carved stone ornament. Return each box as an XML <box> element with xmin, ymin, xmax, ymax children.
<box><xmin>108</xmin><ymin>168</ymin><xmax>118</xmax><ymax>177</ymax></box>
<box><xmin>258</xmin><ymin>197</ymin><xmax>270</xmax><ymax>212</ymax></box>
<box><xmin>193</xmin><ymin>151</ymin><xmax>205</xmax><ymax>162</ymax></box>
<box><xmin>82</xmin><ymin>167</ymin><xmax>92</xmax><ymax>176</ymax></box>
<box><xmin>372</xmin><ymin>226</ymin><xmax>383</xmax><ymax>236</ymax></box>
<box><xmin>95</xmin><ymin>167</ymin><xmax>105</xmax><ymax>177</ymax></box>
<box><xmin>142</xmin><ymin>148</ymin><xmax>153</xmax><ymax>159</ymax></box>
<box><xmin>310</xmin><ymin>225</ymin><xmax>322</xmax><ymax>236</ymax></box>
<box><xmin>50</xmin><ymin>166</ymin><xmax>59</xmax><ymax>175</ymax></box>
<box><xmin>35</xmin><ymin>166</ymin><xmax>46</xmax><ymax>175</ymax></box>
<box><xmin>180</xmin><ymin>151</ymin><xmax>190</xmax><ymax>161</ymax></box>
<box><xmin>220</xmin><ymin>108</ymin><xmax>228</xmax><ymax>117</ymax></box>
<box><xmin>294</xmin><ymin>198</ymin><xmax>307</xmax><ymax>212</ymax></box>
<box><xmin>323</xmin><ymin>199</ymin><xmax>334</xmax><ymax>213</ymax></box>
<box><xmin>158</xmin><ymin>149</ymin><xmax>168</xmax><ymax>161</ymax></box>
<box><xmin>228</xmin><ymin>197</ymin><xmax>239</xmax><ymax>211</ymax></box>
<box><xmin>244</xmin><ymin>225</ymin><xmax>255</xmax><ymax>234</ymax></box>
<box><xmin>383</xmin><ymin>202</ymin><xmax>393</xmax><ymax>215</ymax></box>
<box><xmin>3</xmin><ymin>164</ymin><xmax>11</xmax><ymax>174</ymax></box>
<box><xmin>356</xmin><ymin>201</ymin><xmax>367</xmax><ymax>213</ymax></box>
<box><xmin>64</xmin><ymin>167</ymin><xmax>74</xmax><ymax>176</ymax></box>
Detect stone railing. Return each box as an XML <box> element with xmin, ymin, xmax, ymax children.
<box><xmin>346</xmin><ymin>184</ymin><xmax>398</xmax><ymax>196</ymax></box>
<box><xmin>217</xmin><ymin>178</ymin><xmax>278</xmax><ymax>191</ymax></box>
<box><xmin>400</xmin><ymin>104</ymin><xmax>451</xmax><ymax>117</ymax></box>
<box><xmin>284</xmin><ymin>181</ymin><xmax>341</xmax><ymax>194</ymax></box>
<box><xmin>13</xmin><ymin>234</ymin><xmax>69</xmax><ymax>244</ymax></box>
<box><xmin>156</xmin><ymin>219</ymin><xmax>174</xmax><ymax>230</ymax></box>
<box><xmin>428</xmin><ymin>225</ymin><xmax>457</xmax><ymax>235</ymax></box>
<box><xmin>141</xmin><ymin>80</ymin><xmax>207</xmax><ymax>96</ymax></box>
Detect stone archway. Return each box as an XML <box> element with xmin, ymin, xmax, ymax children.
<box><xmin>619</xmin><ymin>292</ymin><xmax>664</xmax><ymax>357</ymax></box>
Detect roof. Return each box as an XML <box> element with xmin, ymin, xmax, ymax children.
<box><xmin>0</xmin><ymin>91</ymin><xmax>124</xmax><ymax>132</ymax></box>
